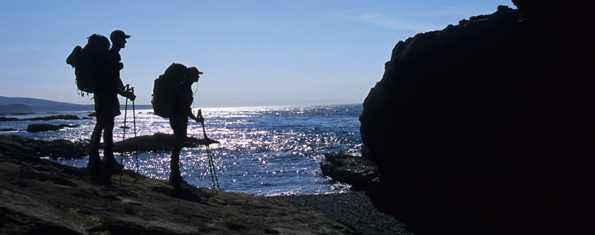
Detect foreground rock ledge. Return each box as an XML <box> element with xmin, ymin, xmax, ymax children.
<box><xmin>0</xmin><ymin>152</ymin><xmax>358</xmax><ymax>234</ymax></box>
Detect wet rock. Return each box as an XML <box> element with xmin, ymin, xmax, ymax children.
<box><xmin>320</xmin><ymin>153</ymin><xmax>379</xmax><ymax>191</ymax></box>
<box><xmin>114</xmin><ymin>133</ymin><xmax>219</xmax><ymax>152</ymax></box>
<box><xmin>22</xmin><ymin>114</ymin><xmax>81</xmax><ymax>121</ymax></box>
<box><xmin>1</xmin><ymin>115</ymin><xmax>82</xmax><ymax>122</ymax></box>
<box><xmin>0</xmin><ymin>117</ymin><xmax>19</xmax><ymax>121</ymax></box>
<box><xmin>26</xmin><ymin>124</ymin><xmax>79</xmax><ymax>132</ymax></box>
<box><xmin>0</xmin><ymin>135</ymin><xmax>89</xmax><ymax>159</ymax></box>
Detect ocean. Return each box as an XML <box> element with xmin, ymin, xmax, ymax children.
<box><xmin>0</xmin><ymin>104</ymin><xmax>363</xmax><ymax>196</ymax></box>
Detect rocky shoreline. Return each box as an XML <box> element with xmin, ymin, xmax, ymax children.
<box><xmin>0</xmin><ymin>135</ymin><xmax>408</xmax><ymax>234</ymax></box>
<box><xmin>270</xmin><ymin>192</ymin><xmax>411</xmax><ymax>235</ymax></box>
<box><xmin>0</xmin><ymin>141</ymin><xmax>358</xmax><ymax>234</ymax></box>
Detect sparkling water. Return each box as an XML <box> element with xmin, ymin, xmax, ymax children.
<box><xmin>1</xmin><ymin>104</ymin><xmax>363</xmax><ymax>196</ymax></box>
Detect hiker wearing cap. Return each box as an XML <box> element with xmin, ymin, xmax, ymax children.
<box><xmin>89</xmin><ymin>29</ymin><xmax>135</xmax><ymax>184</ymax></box>
<box><xmin>151</xmin><ymin>63</ymin><xmax>202</xmax><ymax>188</ymax></box>
<box><xmin>170</xmin><ymin>66</ymin><xmax>202</xmax><ymax>188</ymax></box>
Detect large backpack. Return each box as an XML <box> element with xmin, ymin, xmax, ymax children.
<box><xmin>66</xmin><ymin>34</ymin><xmax>110</xmax><ymax>95</ymax></box>
<box><xmin>152</xmin><ymin>63</ymin><xmax>187</xmax><ymax>118</ymax></box>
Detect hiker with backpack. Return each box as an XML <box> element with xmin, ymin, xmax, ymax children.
<box><xmin>93</xmin><ymin>30</ymin><xmax>136</xmax><ymax>183</ymax></box>
<box><xmin>152</xmin><ymin>63</ymin><xmax>202</xmax><ymax>188</ymax></box>
<box><xmin>67</xmin><ymin>31</ymin><xmax>135</xmax><ymax>183</ymax></box>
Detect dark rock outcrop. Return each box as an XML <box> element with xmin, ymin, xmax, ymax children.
<box><xmin>114</xmin><ymin>133</ymin><xmax>219</xmax><ymax>152</ymax></box>
<box><xmin>0</xmin><ymin>114</ymin><xmax>81</xmax><ymax>122</ymax></box>
<box><xmin>0</xmin><ymin>135</ymin><xmax>89</xmax><ymax>158</ymax></box>
<box><xmin>320</xmin><ymin>153</ymin><xmax>379</xmax><ymax>191</ymax></box>
<box><xmin>511</xmin><ymin>0</ymin><xmax>590</xmax><ymax>24</ymax></box>
<box><xmin>22</xmin><ymin>114</ymin><xmax>81</xmax><ymax>121</ymax></box>
<box><xmin>26</xmin><ymin>123</ymin><xmax>79</xmax><ymax>132</ymax></box>
<box><xmin>0</xmin><ymin>117</ymin><xmax>20</xmax><ymax>121</ymax></box>
<box><xmin>360</xmin><ymin>4</ymin><xmax>593</xmax><ymax>235</ymax></box>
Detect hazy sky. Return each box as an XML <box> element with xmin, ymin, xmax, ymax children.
<box><xmin>1</xmin><ymin>0</ymin><xmax>513</xmax><ymax>107</ymax></box>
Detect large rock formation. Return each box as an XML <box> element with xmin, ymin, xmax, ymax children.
<box><xmin>360</xmin><ymin>2</ymin><xmax>593</xmax><ymax>235</ymax></box>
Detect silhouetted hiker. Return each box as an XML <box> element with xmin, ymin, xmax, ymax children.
<box><xmin>152</xmin><ymin>63</ymin><xmax>202</xmax><ymax>188</ymax></box>
<box><xmin>88</xmin><ymin>30</ymin><xmax>135</xmax><ymax>184</ymax></box>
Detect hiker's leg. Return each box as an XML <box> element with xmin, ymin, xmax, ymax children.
<box><xmin>170</xmin><ymin>134</ymin><xmax>183</xmax><ymax>183</ymax></box>
<box><xmin>102</xmin><ymin>116</ymin><xmax>116</xmax><ymax>163</ymax></box>
<box><xmin>102</xmin><ymin>93</ymin><xmax>122</xmax><ymax>168</ymax></box>
<box><xmin>169</xmin><ymin>117</ymin><xmax>187</xmax><ymax>188</ymax></box>
<box><xmin>88</xmin><ymin>115</ymin><xmax>104</xmax><ymax>177</ymax></box>
<box><xmin>101</xmin><ymin>116</ymin><xmax>121</xmax><ymax>183</ymax></box>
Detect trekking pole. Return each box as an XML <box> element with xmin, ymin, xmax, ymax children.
<box><xmin>207</xmin><ymin>144</ymin><xmax>219</xmax><ymax>190</ymax></box>
<box><xmin>131</xmin><ymin>87</ymin><xmax>139</xmax><ymax>175</ymax></box>
<box><xmin>120</xmin><ymin>84</ymin><xmax>130</xmax><ymax>184</ymax></box>
<box><xmin>122</xmin><ymin>85</ymin><xmax>129</xmax><ymax>140</ymax></box>
<box><xmin>196</xmin><ymin>109</ymin><xmax>219</xmax><ymax>190</ymax></box>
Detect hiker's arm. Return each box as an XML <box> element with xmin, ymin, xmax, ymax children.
<box><xmin>118</xmin><ymin>87</ymin><xmax>136</xmax><ymax>101</ymax></box>
<box><xmin>188</xmin><ymin>108</ymin><xmax>198</xmax><ymax>121</ymax></box>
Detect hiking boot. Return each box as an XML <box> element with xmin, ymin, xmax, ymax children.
<box><xmin>87</xmin><ymin>152</ymin><xmax>101</xmax><ymax>181</ymax></box>
<box><xmin>100</xmin><ymin>156</ymin><xmax>123</xmax><ymax>185</ymax></box>
<box><xmin>168</xmin><ymin>174</ymin><xmax>187</xmax><ymax>189</ymax></box>
<box><xmin>102</xmin><ymin>154</ymin><xmax>123</xmax><ymax>173</ymax></box>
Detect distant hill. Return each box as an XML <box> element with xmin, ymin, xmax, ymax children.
<box><xmin>0</xmin><ymin>104</ymin><xmax>33</xmax><ymax>114</ymax></box>
<box><xmin>0</xmin><ymin>96</ymin><xmax>81</xmax><ymax>107</ymax></box>
<box><xmin>0</xmin><ymin>96</ymin><xmax>152</xmax><ymax>113</ymax></box>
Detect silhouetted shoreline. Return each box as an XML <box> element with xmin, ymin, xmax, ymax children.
<box><xmin>0</xmin><ymin>134</ymin><xmax>405</xmax><ymax>234</ymax></box>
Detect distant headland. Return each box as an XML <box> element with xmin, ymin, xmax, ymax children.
<box><xmin>0</xmin><ymin>96</ymin><xmax>152</xmax><ymax>114</ymax></box>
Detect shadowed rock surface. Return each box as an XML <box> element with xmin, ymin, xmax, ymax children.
<box><xmin>0</xmin><ymin>138</ymin><xmax>359</xmax><ymax>235</ymax></box>
<box><xmin>360</xmin><ymin>2</ymin><xmax>593</xmax><ymax>235</ymax></box>
<box><xmin>270</xmin><ymin>192</ymin><xmax>412</xmax><ymax>235</ymax></box>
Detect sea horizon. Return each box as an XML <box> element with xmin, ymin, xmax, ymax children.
<box><xmin>0</xmin><ymin>95</ymin><xmax>361</xmax><ymax>114</ymax></box>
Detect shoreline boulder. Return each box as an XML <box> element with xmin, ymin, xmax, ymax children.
<box><xmin>26</xmin><ymin>124</ymin><xmax>79</xmax><ymax>132</ymax></box>
<box><xmin>320</xmin><ymin>153</ymin><xmax>378</xmax><ymax>191</ymax></box>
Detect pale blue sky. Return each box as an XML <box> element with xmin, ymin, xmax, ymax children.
<box><xmin>1</xmin><ymin>0</ymin><xmax>514</xmax><ymax>107</ymax></box>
